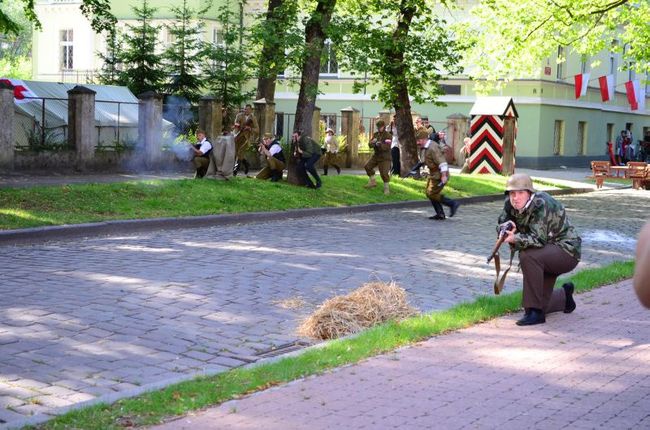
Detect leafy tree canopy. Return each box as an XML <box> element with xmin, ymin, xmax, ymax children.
<box><xmin>458</xmin><ymin>0</ymin><xmax>649</xmax><ymax>90</ymax></box>
<box><xmin>2</xmin><ymin>0</ymin><xmax>116</xmax><ymax>35</ymax></box>
<box><xmin>335</xmin><ymin>0</ymin><xmax>465</xmax><ymax>108</ymax></box>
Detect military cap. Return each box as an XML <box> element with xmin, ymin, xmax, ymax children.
<box><xmin>505</xmin><ymin>173</ymin><xmax>536</xmax><ymax>193</ymax></box>
<box><xmin>415</xmin><ymin>130</ymin><xmax>430</xmax><ymax>140</ymax></box>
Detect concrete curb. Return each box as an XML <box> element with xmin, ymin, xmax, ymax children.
<box><xmin>0</xmin><ymin>187</ymin><xmax>594</xmax><ymax>246</ymax></box>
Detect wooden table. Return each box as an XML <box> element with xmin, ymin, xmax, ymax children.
<box><xmin>610</xmin><ymin>166</ymin><xmax>629</xmax><ymax>178</ymax></box>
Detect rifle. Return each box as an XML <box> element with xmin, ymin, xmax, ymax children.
<box><xmin>487</xmin><ymin>221</ymin><xmax>514</xmax><ymax>264</ymax></box>
<box><xmin>488</xmin><ymin>221</ymin><xmax>515</xmax><ymax>295</ymax></box>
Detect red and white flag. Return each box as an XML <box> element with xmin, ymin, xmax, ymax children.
<box><xmin>624</xmin><ymin>80</ymin><xmax>646</xmax><ymax>111</ymax></box>
<box><xmin>574</xmin><ymin>73</ymin><xmax>590</xmax><ymax>99</ymax></box>
<box><xmin>0</xmin><ymin>78</ymin><xmax>37</xmax><ymax>103</ymax></box>
<box><xmin>598</xmin><ymin>75</ymin><xmax>614</xmax><ymax>102</ymax></box>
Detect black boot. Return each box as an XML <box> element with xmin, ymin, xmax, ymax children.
<box><xmin>233</xmin><ymin>161</ymin><xmax>240</xmax><ymax>176</ymax></box>
<box><xmin>336</xmin><ymin>165</ymin><xmax>341</xmax><ymax>174</ymax></box>
<box><xmin>323</xmin><ymin>167</ymin><xmax>328</xmax><ymax>176</ymax></box>
<box><xmin>441</xmin><ymin>196</ymin><xmax>460</xmax><ymax>217</ymax></box>
<box><xmin>428</xmin><ymin>200</ymin><xmax>446</xmax><ymax>220</ymax></box>
<box><xmin>563</xmin><ymin>282</ymin><xmax>576</xmax><ymax>313</ymax></box>
<box><xmin>516</xmin><ymin>308</ymin><xmax>545</xmax><ymax>326</ymax></box>
<box><xmin>242</xmin><ymin>159</ymin><xmax>250</xmax><ymax>175</ymax></box>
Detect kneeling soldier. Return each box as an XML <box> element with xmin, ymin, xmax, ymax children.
<box><xmin>256</xmin><ymin>133</ymin><xmax>285</xmax><ymax>182</ymax></box>
<box><xmin>191</xmin><ymin>129</ymin><xmax>213</xmax><ymax>179</ymax></box>
<box><xmin>498</xmin><ymin>173</ymin><xmax>581</xmax><ymax>326</ymax></box>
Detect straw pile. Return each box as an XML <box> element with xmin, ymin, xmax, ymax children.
<box><xmin>297</xmin><ymin>281</ymin><xmax>417</xmax><ymax>340</ymax></box>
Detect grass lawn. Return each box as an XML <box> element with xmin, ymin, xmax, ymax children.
<box><xmin>30</xmin><ymin>260</ymin><xmax>634</xmax><ymax>430</ymax></box>
<box><xmin>0</xmin><ymin>173</ymin><xmax>566</xmax><ymax>230</ymax></box>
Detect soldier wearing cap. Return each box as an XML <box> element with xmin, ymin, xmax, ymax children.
<box><xmin>415</xmin><ymin>130</ymin><xmax>460</xmax><ymax>219</ymax></box>
<box><xmin>191</xmin><ymin>129</ymin><xmax>213</xmax><ymax>179</ymax></box>
<box><xmin>256</xmin><ymin>133</ymin><xmax>285</xmax><ymax>182</ymax></box>
<box><xmin>322</xmin><ymin>128</ymin><xmax>341</xmax><ymax>175</ymax></box>
<box><xmin>234</xmin><ymin>105</ymin><xmax>259</xmax><ymax>176</ymax></box>
<box><xmin>498</xmin><ymin>173</ymin><xmax>582</xmax><ymax>326</ymax></box>
<box><xmin>364</xmin><ymin>119</ymin><xmax>393</xmax><ymax>195</ymax></box>
<box><xmin>421</xmin><ymin>116</ymin><xmax>436</xmax><ymax>139</ymax></box>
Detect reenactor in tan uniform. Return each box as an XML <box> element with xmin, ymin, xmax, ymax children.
<box><xmin>364</xmin><ymin>120</ymin><xmax>393</xmax><ymax>195</ymax></box>
<box><xmin>256</xmin><ymin>133</ymin><xmax>285</xmax><ymax>182</ymax></box>
<box><xmin>234</xmin><ymin>104</ymin><xmax>259</xmax><ymax>175</ymax></box>
<box><xmin>322</xmin><ymin>128</ymin><xmax>341</xmax><ymax>175</ymax></box>
<box><xmin>415</xmin><ymin>129</ymin><xmax>460</xmax><ymax>220</ymax></box>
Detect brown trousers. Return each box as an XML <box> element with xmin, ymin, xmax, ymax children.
<box><xmin>519</xmin><ymin>244</ymin><xmax>579</xmax><ymax>313</ymax></box>
<box><xmin>256</xmin><ymin>157</ymin><xmax>285</xmax><ymax>180</ymax></box>
<box><xmin>364</xmin><ymin>155</ymin><xmax>391</xmax><ymax>183</ymax></box>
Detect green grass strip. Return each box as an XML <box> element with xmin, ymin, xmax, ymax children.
<box><xmin>30</xmin><ymin>260</ymin><xmax>634</xmax><ymax>430</ymax></box>
<box><xmin>0</xmin><ymin>174</ymin><xmax>567</xmax><ymax>230</ymax></box>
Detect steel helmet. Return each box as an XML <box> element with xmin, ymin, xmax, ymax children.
<box><xmin>505</xmin><ymin>173</ymin><xmax>536</xmax><ymax>193</ymax></box>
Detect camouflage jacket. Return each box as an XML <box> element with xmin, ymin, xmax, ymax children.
<box><xmin>497</xmin><ymin>192</ymin><xmax>582</xmax><ymax>261</ymax></box>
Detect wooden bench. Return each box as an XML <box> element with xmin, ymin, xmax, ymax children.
<box><xmin>627</xmin><ymin>161</ymin><xmax>649</xmax><ymax>190</ymax></box>
<box><xmin>590</xmin><ymin>161</ymin><xmax>611</xmax><ymax>189</ymax></box>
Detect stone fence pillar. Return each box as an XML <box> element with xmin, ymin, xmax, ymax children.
<box><xmin>378</xmin><ymin>109</ymin><xmax>391</xmax><ymax>124</ymax></box>
<box><xmin>198</xmin><ymin>96</ymin><xmax>223</xmax><ymax>141</ymax></box>
<box><xmin>138</xmin><ymin>91</ymin><xmax>163</xmax><ymax>169</ymax></box>
<box><xmin>68</xmin><ymin>85</ymin><xmax>97</xmax><ymax>170</ymax></box>
<box><xmin>0</xmin><ymin>81</ymin><xmax>14</xmax><ymax>170</ymax></box>
<box><xmin>447</xmin><ymin>113</ymin><xmax>470</xmax><ymax>166</ymax></box>
<box><xmin>341</xmin><ymin>106</ymin><xmax>360</xmax><ymax>168</ymax></box>
<box><xmin>254</xmin><ymin>98</ymin><xmax>275</xmax><ymax>140</ymax></box>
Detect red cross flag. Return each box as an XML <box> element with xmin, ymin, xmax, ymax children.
<box><xmin>0</xmin><ymin>78</ymin><xmax>37</xmax><ymax>103</ymax></box>
<box><xmin>624</xmin><ymin>80</ymin><xmax>645</xmax><ymax>111</ymax></box>
<box><xmin>598</xmin><ymin>75</ymin><xmax>614</xmax><ymax>102</ymax></box>
<box><xmin>574</xmin><ymin>73</ymin><xmax>590</xmax><ymax>99</ymax></box>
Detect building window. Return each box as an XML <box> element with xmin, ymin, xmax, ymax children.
<box><xmin>320</xmin><ymin>40</ymin><xmax>338</xmax><ymax>75</ymax></box>
<box><xmin>60</xmin><ymin>29</ymin><xmax>73</xmax><ymax>70</ymax></box>
<box><xmin>607</xmin><ymin>123</ymin><xmax>614</xmax><ymax>143</ymax></box>
<box><xmin>577</xmin><ymin>121</ymin><xmax>587</xmax><ymax>156</ymax></box>
<box><xmin>553</xmin><ymin>120</ymin><xmax>564</xmax><ymax>156</ymax></box>
<box><xmin>623</xmin><ymin>44</ymin><xmax>636</xmax><ymax>81</ymax></box>
<box><xmin>609</xmin><ymin>40</ymin><xmax>618</xmax><ymax>76</ymax></box>
<box><xmin>556</xmin><ymin>46</ymin><xmax>565</xmax><ymax>80</ymax></box>
<box><xmin>441</xmin><ymin>84</ymin><xmax>461</xmax><ymax>95</ymax></box>
<box><xmin>213</xmin><ymin>29</ymin><xmax>224</xmax><ymax>46</ymax></box>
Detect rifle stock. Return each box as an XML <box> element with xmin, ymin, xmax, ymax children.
<box><xmin>486</xmin><ymin>235</ymin><xmax>506</xmax><ymax>264</ymax></box>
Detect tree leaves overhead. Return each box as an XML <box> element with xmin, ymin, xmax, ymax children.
<box><xmin>203</xmin><ymin>1</ymin><xmax>255</xmax><ymax>121</ymax></box>
<box><xmin>79</xmin><ymin>0</ymin><xmax>117</xmax><ymax>35</ymax></box>
<box><xmin>162</xmin><ymin>0</ymin><xmax>212</xmax><ymax>103</ymax></box>
<box><xmin>334</xmin><ymin>0</ymin><xmax>466</xmax><ymax>107</ymax></box>
<box><xmin>459</xmin><ymin>0</ymin><xmax>649</xmax><ymax>89</ymax></box>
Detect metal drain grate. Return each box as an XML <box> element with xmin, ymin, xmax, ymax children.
<box><xmin>255</xmin><ymin>341</ymin><xmax>312</xmax><ymax>359</ymax></box>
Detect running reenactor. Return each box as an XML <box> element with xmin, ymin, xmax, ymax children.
<box><xmin>364</xmin><ymin>120</ymin><xmax>393</xmax><ymax>195</ymax></box>
<box><xmin>415</xmin><ymin>129</ymin><xmax>460</xmax><ymax>219</ymax></box>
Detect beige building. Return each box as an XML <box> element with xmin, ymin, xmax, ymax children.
<box><xmin>30</xmin><ymin>0</ymin><xmax>650</xmax><ymax>168</ymax></box>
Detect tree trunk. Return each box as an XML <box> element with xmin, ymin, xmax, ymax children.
<box><xmin>387</xmin><ymin>2</ymin><xmax>418</xmax><ymax>176</ymax></box>
<box><xmin>287</xmin><ymin>0</ymin><xmax>336</xmax><ymax>185</ymax></box>
<box><xmin>255</xmin><ymin>0</ymin><xmax>284</xmax><ymax>102</ymax></box>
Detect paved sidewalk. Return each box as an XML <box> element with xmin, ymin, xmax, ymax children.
<box><xmin>0</xmin><ymin>170</ymin><xmax>645</xmax><ymax>429</ymax></box>
<box><xmin>150</xmin><ymin>280</ymin><xmax>650</xmax><ymax>430</ymax></box>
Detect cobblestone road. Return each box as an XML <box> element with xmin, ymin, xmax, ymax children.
<box><xmin>0</xmin><ymin>188</ymin><xmax>647</xmax><ymax>428</ymax></box>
